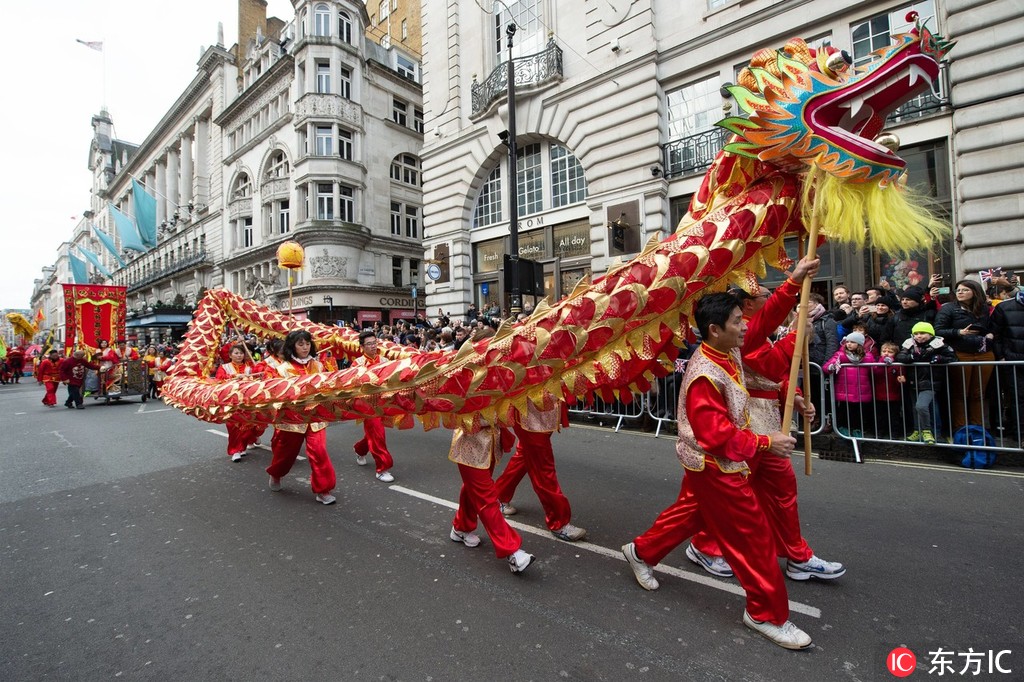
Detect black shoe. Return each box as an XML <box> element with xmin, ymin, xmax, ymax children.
<box><xmin>76</xmin><ymin>406</ymin><xmax>85</xmax><ymax>410</ymax></box>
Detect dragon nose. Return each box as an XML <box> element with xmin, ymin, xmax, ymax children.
<box><xmin>874</xmin><ymin>133</ymin><xmax>901</xmax><ymax>152</ymax></box>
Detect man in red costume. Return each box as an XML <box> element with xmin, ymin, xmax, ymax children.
<box><xmin>685</xmin><ymin>261</ymin><xmax>845</xmax><ymax>583</ymax></box>
<box><xmin>622</xmin><ymin>291</ymin><xmax>812</xmax><ymax>650</ymax></box>
<box><xmin>494</xmin><ymin>401</ymin><xmax>587</xmax><ymax>542</ymax></box>
<box><xmin>7</xmin><ymin>345</ymin><xmax>26</xmax><ymax>383</ymax></box>
<box><xmin>101</xmin><ymin>339</ymin><xmax>140</xmax><ymax>394</ymax></box>
<box><xmin>59</xmin><ymin>350</ymin><xmax>100</xmax><ymax>409</ymax></box>
<box><xmin>36</xmin><ymin>350</ymin><xmax>62</xmax><ymax>407</ymax></box>
<box><xmin>351</xmin><ymin>330</ymin><xmax>396</xmax><ymax>483</ymax></box>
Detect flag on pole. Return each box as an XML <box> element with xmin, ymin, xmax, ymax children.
<box><xmin>77</xmin><ymin>245</ymin><xmax>113</xmax><ymax>278</ymax></box>
<box><xmin>33</xmin><ymin>308</ymin><xmax>45</xmax><ymax>332</ymax></box>
<box><xmin>93</xmin><ymin>226</ymin><xmax>127</xmax><ymax>266</ymax></box>
<box><xmin>108</xmin><ymin>203</ymin><xmax>147</xmax><ymax>252</ymax></box>
<box><xmin>132</xmin><ymin>179</ymin><xmax>158</xmax><ymax>248</ymax></box>
<box><xmin>76</xmin><ymin>39</ymin><xmax>103</xmax><ymax>52</ymax></box>
<box><xmin>69</xmin><ymin>253</ymin><xmax>90</xmax><ymax>284</ymax></box>
<box><xmin>0</xmin><ymin>335</ymin><xmax>7</xmax><ymax>360</ymax></box>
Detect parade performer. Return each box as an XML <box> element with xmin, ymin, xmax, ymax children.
<box><xmin>143</xmin><ymin>345</ymin><xmax>159</xmax><ymax>398</ymax></box>
<box><xmin>100</xmin><ymin>339</ymin><xmax>139</xmax><ymax>393</ymax></box>
<box><xmin>36</xmin><ymin>350</ymin><xmax>62</xmax><ymax>407</ymax></box>
<box><xmin>266</xmin><ymin>330</ymin><xmax>338</xmax><ymax>505</ymax></box>
<box><xmin>687</xmin><ymin>258</ymin><xmax>845</xmax><ymax>582</ymax></box>
<box><xmin>214</xmin><ymin>344</ymin><xmax>260</xmax><ymax>462</ymax></box>
<box><xmin>351</xmin><ymin>330</ymin><xmax>396</xmax><ymax>483</ymax></box>
<box><xmin>7</xmin><ymin>344</ymin><xmax>25</xmax><ymax>384</ymax></box>
<box><xmin>622</xmin><ymin>292</ymin><xmax>811</xmax><ymax>650</ymax></box>
<box><xmin>494</xmin><ymin>401</ymin><xmax>587</xmax><ymax>542</ymax></box>
<box><xmin>151</xmin><ymin>348</ymin><xmax>173</xmax><ymax>397</ymax></box>
<box><xmin>59</xmin><ymin>351</ymin><xmax>100</xmax><ymax>409</ymax></box>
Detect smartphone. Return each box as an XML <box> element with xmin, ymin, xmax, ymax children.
<box><xmin>937</xmin><ymin>287</ymin><xmax>951</xmax><ymax>295</ymax></box>
<box><xmin>966</xmin><ymin>323</ymin><xmax>986</xmax><ymax>333</ymax></box>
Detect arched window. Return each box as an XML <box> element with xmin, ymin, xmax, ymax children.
<box><xmin>314</xmin><ymin>3</ymin><xmax>332</xmax><ymax>36</ymax></box>
<box><xmin>232</xmin><ymin>173</ymin><xmax>252</xmax><ymax>200</ymax></box>
<box><xmin>472</xmin><ymin>166</ymin><xmax>502</xmax><ymax>228</ymax></box>
<box><xmin>338</xmin><ymin>10</ymin><xmax>353</xmax><ymax>43</ymax></box>
<box><xmin>264</xmin><ymin>150</ymin><xmax>290</xmax><ymax>180</ymax></box>
<box><xmin>390</xmin><ymin>154</ymin><xmax>420</xmax><ymax>186</ymax></box>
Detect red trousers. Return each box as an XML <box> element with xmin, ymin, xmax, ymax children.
<box><xmin>633</xmin><ymin>461</ymin><xmax>790</xmax><ymax>625</ymax></box>
<box><xmin>267</xmin><ymin>428</ymin><xmax>336</xmax><ymax>494</ymax></box>
<box><xmin>353</xmin><ymin>418</ymin><xmax>394</xmax><ymax>473</ymax></box>
<box><xmin>226</xmin><ymin>423</ymin><xmax>261</xmax><ymax>456</ymax></box>
<box><xmin>453</xmin><ymin>463</ymin><xmax>522</xmax><ymax>558</ymax></box>
<box><xmin>494</xmin><ymin>426</ymin><xmax>572</xmax><ymax>530</ymax></box>
<box><xmin>42</xmin><ymin>381</ymin><xmax>59</xmax><ymax>406</ymax></box>
<box><xmin>691</xmin><ymin>453</ymin><xmax>812</xmax><ymax>563</ymax></box>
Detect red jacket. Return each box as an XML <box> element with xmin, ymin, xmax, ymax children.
<box><xmin>36</xmin><ymin>358</ymin><xmax>61</xmax><ymax>383</ymax></box>
<box><xmin>59</xmin><ymin>357</ymin><xmax>100</xmax><ymax>387</ymax></box>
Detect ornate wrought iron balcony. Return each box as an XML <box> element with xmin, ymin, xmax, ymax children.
<box><xmin>662</xmin><ymin>127</ymin><xmax>730</xmax><ymax>178</ymax></box>
<box><xmin>886</xmin><ymin>62</ymin><xmax>950</xmax><ymax>125</ymax></box>
<box><xmin>471</xmin><ymin>38</ymin><xmax>563</xmax><ymax>119</ymax></box>
<box><xmin>125</xmin><ymin>250</ymin><xmax>212</xmax><ymax>293</ymax></box>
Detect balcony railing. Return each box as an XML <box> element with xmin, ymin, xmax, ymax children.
<box><xmin>886</xmin><ymin>62</ymin><xmax>950</xmax><ymax>125</ymax></box>
<box><xmin>124</xmin><ymin>250</ymin><xmax>212</xmax><ymax>292</ymax></box>
<box><xmin>662</xmin><ymin>127</ymin><xmax>730</xmax><ymax>179</ymax></box>
<box><xmin>471</xmin><ymin>38</ymin><xmax>563</xmax><ymax>119</ymax></box>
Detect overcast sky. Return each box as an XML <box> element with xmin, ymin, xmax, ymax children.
<box><xmin>1</xmin><ymin>0</ymin><xmax>294</xmax><ymax>310</ymax></box>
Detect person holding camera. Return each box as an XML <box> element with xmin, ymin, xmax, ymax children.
<box><xmin>934</xmin><ymin>279</ymin><xmax>996</xmax><ymax>431</ymax></box>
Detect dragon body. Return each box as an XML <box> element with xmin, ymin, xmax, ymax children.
<box><xmin>161</xmin><ymin>18</ymin><xmax>951</xmax><ymax>432</ymax></box>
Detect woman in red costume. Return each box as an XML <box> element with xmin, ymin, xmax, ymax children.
<box><xmin>151</xmin><ymin>348</ymin><xmax>173</xmax><ymax>397</ymax></box>
<box><xmin>266</xmin><ymin>330</ymin><xmax>338</xmax><ymax>505</ymax></box>
<box><xmin>214</xmin><ymin>344</ymin><xmax>261</xmax><ymax>462</ymax></box>
<box><xmin>36</xmin><ymin>350</ymin><xmax>62</xmax><ymax>406</ymax></box>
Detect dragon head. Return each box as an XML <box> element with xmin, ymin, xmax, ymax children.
<box><xmin>720</xmin><ymin>13</ymin><xmax>953</xmax><ymax>188</ymax></box>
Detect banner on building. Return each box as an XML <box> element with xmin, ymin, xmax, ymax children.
<box><xmin>61</xmin><ymin>283</ymin><xmax>127</xmax><ymax>351</ymax></box>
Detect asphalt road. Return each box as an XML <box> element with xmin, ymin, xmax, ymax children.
<box><xmin>2</xmin><ymin>381</ymin><xmax>1022</xmax><ymax>681</ymax></box>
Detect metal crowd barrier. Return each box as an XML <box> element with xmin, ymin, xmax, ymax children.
<box><xmin>567</xmin><ymin>392</ymin><xmax>647</xmax><ymax>431</ymax></box>
<box><xmin>826</xmin><ymin>359</ymin><xmax>1024</xmax><ymax>463</ymax></box>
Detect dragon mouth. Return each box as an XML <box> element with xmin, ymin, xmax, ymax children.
<box><xmin>808</xmin><ymin>53</ymin><xmax>939</xmax><ymax>166</ymax></box>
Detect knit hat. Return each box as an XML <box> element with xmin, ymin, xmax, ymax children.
<box><xmin>911</xmin><ymin>321</ymin><xmax>935</xmax><ymax>336</ymax></box>
<box><xmin>899</xmin><ymin>286</ymin><xmax>925</xmax><ymax>304</ymax></box>
<box><xmin>844</xmin><ymin>331</ymin><xmax>865</xmax><ymax>345</ymax></box>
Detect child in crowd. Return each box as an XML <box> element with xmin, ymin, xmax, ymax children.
<box><xmin>874</xmin><ymin>341</ymin><xmax>905</xmax><ymax>439</ymax></box>
<box><xmin>896</xmin><ymin>322</ymin><xmax>956</xmax><ymax>445</ymax></box>
<box><xmin>824</xmin><ymin>332</ymin><xmax>876</xmax><ymax>437</ymax></box>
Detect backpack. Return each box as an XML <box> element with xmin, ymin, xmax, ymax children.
<box><xmin>954</xmin><ymin>425</ymin><xmax>996</xmax><ymax>469</ymax></box>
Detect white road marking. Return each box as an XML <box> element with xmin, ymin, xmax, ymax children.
<box><xmin>388</xmin><ymin>484</ymin><xmax>821</xmax><ymax>618</ymax></box>
<box><xmin>15</xmin><ymin>412</ymin><xmax>26</xmax><ymax>415</ymax></box>
<box><xmin>867</xmin><ymin>458</ymin><xmax>1024</xmax><ymax>478</ymax></box>
<box><xmin>137</xmin><ymin>407</ymin><xmax>173</xmax><ymax>414</ymax></box>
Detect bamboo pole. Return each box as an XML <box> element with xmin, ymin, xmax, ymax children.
<box><xmin>796</xmin><ymin>240</ymin><xmax>814</xmax><ymax>474</ymax></box>
<box><xmin>782</xmin><ymin>166</ymin><xmax>823</xmax><ymax>476</ymax></box>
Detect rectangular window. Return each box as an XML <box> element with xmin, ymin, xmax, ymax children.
<box><xmin>550</xmin><ymin>145</ymin><xmax>587</xmax><ymax>208</ymax></box>
<box><xmin>339</xmin><ymin>129</ymin><xmax>353</xmax><ymax>160</ymax></box>
<box><xmin>317</xmin><ymin>183</ymin><xmax>334</xmax><ymax>220</ymax></box>
<box><xmin>409</xmin><ymin>258</ymin><xmax>419</xmax><ymax>285</ymax></box>
<box><xmin>393</xmin><ymin>256</ymin><xmax>403</xmax><ymax>287</ymax></box>
<box><xmin>339</xmin><ymin>66</ymin><xmax>352</xmax><ymax>99</ymax></box>
<box><xmin>851</xmin><ymin>0</ymin><xmax>935</xmax><ymax>66</ymax></box>
<box><xmin>392</xmin><ymin>98</ymin><xmax>408</xmax><ymax>126</ymax></box>
<box><xmin>242</xmin><ymin>217</ymin><xmax>253</xmax><ymax>248</ymax></box>
<box><xmin>517</xmin><ymin>143</ymin><xmax>543</xmax><ymax>216</ymax></box>
<box><xmin>667</xmin><ymin>74</ymin><xmax>721</xmax><ymax>140</ymax></box>
<box><xmin>316</xmin><ymin>61</ymin><xmax>331</xmax><ymax>93</ymax></box>
<box><xmin>397</xmin><ymin>55</ymin><xmax>417</xmax><ymax>81</ymax></box>
<box><xmin>401</xmin><ymin>19</ymin><xmax>407</xmax><ymax>40</ymax></box>
<box><xmin>495</xmin><ymin>0</ymin><xmax>542</xmax><ymax>62</ymax></box>
<box><xmin>390</xmin><ymin>201</ymin><xmax>402</xmax><ymax>236</ymax></box>
<box><xmin>413</xmin><ymin>107</ymin><xmax>424</xmax><ymax>133</ymax></box>
<box><xmin>278</xmin><ymin>200</ymin><xmax>290</xmax><ymax>234</ymax></box>
<box><xmin>404</xmin><ymin>205</ymin><xmax>420</xmax><ymax>239</ymax></box>
<box><xmin>379</xmin><ymin>0</ymin><xmax>390</xmax><ymax>22</ymax></box>
<box><xmin>339</xmin><ymin>185</ymin><xmax>354</xmax><ymax>222</ymax></box>
<box><xmin>315</xmin><ymin>125</ymin><xmax>333</xmax><ymax>156</ymax></box>
<box><xmin>473</xmin><ymin>167</ymin><xmax>502</xmax><ymax>228</ymax></box>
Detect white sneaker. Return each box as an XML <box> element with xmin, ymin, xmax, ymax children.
<box><xmin>508</xmin><ymin>549</ymin><xmax>536</xmax><ymax>574</ymax></box>
<box><xmin>269</xmin><ymin>476</ymin><xmax>282</xmax><ymax>492</ymax></box>
<box><xmin>231</xmin><ymin>453</ymin><xmax>243</xmax><ymax>462</ymax></box>
<box><xmin>355</xmin><ymin>454</ymin><xmax>368</xmax><ymax>466</ymax></box>
<box><xmin>743</xmin><ymin>611</ymin><xmax>812</xmax><ymax>650</ymax></box>
<box><xmin>786</xmin><ymin>555</ymin><xmax>846</xmax><ymax>581</ymax></box>
<box><xmin>315</xmin><ymin>493</ymin><xmax>337</xmax><ymax>505</ymax></box>
<box><xmin>551</xmin><ymin>523</ymin><xmax>587</xmax><ymax>542</ymax></box>
<box><xmin>499</xmin><ymin>501</ymin><xmax>518</xmax><ymax>516</ymax></box>
<box><xmin>685</xmin><ymin>543</ymin><xmax>734</xmax><ymax>578</ymax></box>
<box><xmin>622</xmin><ymin>542</ymin><xmax>659</xmax><ymax>591</ymax></box>
<box><xmin>375</xmin><ymin>471</ymin><xmax>395</xmax><ymax>483</ymax></box>
<box><xmin>450</xmin><ymin>527</ymin><xmax>481</xmax><ymax>548</ymax></box>
<box><xmin>248</xmin><ymin>439</ymin><xmax>262</xmax><ymax>450</ymax></box>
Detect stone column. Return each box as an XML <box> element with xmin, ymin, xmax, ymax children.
<box><xmin>179</xmin><ymin>132</ymin><xmax>194</xmax><ymax>205</ymax></box>
<box><xmin>166</xmin><ymin>147</ymin><xmax>180</xmax><ymax>216</ymax></box>
<box><xmin>194</xmin><ymin>117</ymin><xmax>210</xmax><ymax>205</ymax></box>
<box><xmin>154</xmin><ymin>161</ymin><xmax>167</xmax><ymax>224</ymax></box>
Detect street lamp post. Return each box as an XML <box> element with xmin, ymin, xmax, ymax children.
<box><xmin>504</xmin><ymin>22</ymin><xmax>522</xmax><ymax>316</ymax></box>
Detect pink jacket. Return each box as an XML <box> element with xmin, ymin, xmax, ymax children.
<box><xmin>824</xmin><ymin>347</ymin><xmax>877</xmax><ymax>403</ymax></box>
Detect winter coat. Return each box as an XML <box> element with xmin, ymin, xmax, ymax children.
<box><xmin>873</xmin><ymin>359</ymin><xmax>904</xmax><ymax>402</ymax></box>
<box><xmin>991</xmin><ymin>296</ymin><xmax>1024</xmax><ymax>361</ymax></box>
<box><xmin>892</xmin><ymin>303</ymin><xmax>937</xmax><ymax>346</ymax></box>
<box><xmin>865</xmin><ymin>313</ymin><xmax>895</xmax><ymax>345</ymax></box>
<box><xmin>808</xmin><ymin>315</ymin><xmax>839</xmax><ymax>367</ymax></box>
<box><xmin>895</xmin><ymin>336</ymin><xmax>957</xmax><ymax>392</ymax></box>
<box><xmin>934</xmin><ymin>302</ymin><xmax>993</xmax><ymax>354</ymax></box>
<box><xmin>823</xmin><ymin>346</ymin><xmax>877</xmax><ymax>403</ymax></box>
